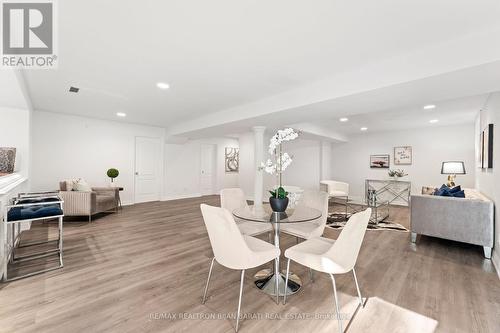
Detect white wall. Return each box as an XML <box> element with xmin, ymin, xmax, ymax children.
<box><xmin>0</xmin><ymin>107</ymin><xmax>31</xmax><ymax>177</ymax></box>
<box><xmin>331</xmin><ymin>124</ymin><xmax>476</xmax><ymax>198</ymax></box>
<box><xmin>475</xmin><ymin>92</ymin><xmax>500</xmax><ymax>275</ymax></box>
<box><xmin>0</xmin><ymin>70</ymin><xmax>32</xmax><ymax>280</ymax></box>
<box><xmin>164</xmin><ymin>137</ymin><xmax>239</xmax><ymax>200</ymax></box>
<box><xmin>31</xmin><ymin>111</ymin><xmax>165</xmax><ymax>205</ymax></box>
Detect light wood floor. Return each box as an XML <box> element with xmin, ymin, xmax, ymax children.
<box><xmin>0</xmin><ymin>196</ymin><xmax>499</xmax><ymax>333</ymax></box>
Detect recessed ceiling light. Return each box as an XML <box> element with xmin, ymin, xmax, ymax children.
<box><xmin>429</xmin><ymin>119</ymin><xmax>439</xmax><ymax>124</ymax></box>
<box><xmin>339</xmin><ymin>117</ymin><xmax>349</xmax><ymax>122</ymax></box>
<box><xmin>116</xmin><ymin>112</ymin><xmax>127</xmax><ymax>117</ymax></box>
<box><xmin>423</xmin><ymin>104</ymin><xmax>436</xmax><ymax>110</ymax></box>
<box><xmin>156</xmin><ymin>82</ymin><xmax>170</xmax><ymax>90</ymax></box>
<box><xmin>360</xmin><ymin>127</ymin><xmax>368</xmax><ymax>131</ymax></box>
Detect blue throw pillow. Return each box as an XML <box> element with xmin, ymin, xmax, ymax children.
<box><xmin>451</xmin><ymin>190</ymin><xmax>465</xmax><ymax>198</ymax></box>
<box><xmin>434</xmin><ymin>184</ymin><xmax>450</xmax><ymax>196</ymax></box>
<box><xmin>449</xmin><ymin>185</ymin><xmax>462</xmax><ymax>194</ymax></box>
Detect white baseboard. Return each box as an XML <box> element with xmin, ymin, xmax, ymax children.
<box><xmin>162</xmin><ymin>193</ymin><xmax>202</xmax><ymax>201</ymax></box>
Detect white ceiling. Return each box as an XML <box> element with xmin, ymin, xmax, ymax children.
<box><xmin>24</xmin><ymin>0</ymin><xmax>500</xmax><ymax>135</ymax></box>
<box><xmin>313</xmin><ymin>94</ymin><xmax>487</xmax><ymax>136</ymax></box>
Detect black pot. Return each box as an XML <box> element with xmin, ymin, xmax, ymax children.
<box><xmin>269</xmin><ymin>197</ymin><xmax>289</xmax><ymax>212</ymax></box>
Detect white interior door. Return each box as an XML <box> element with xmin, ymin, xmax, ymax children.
<box><xmin>135</xmin><ymin>137</ymin><xmax>162</xmax><ymax>203</ymax></box>
<box><xmin>200</xmin><ymin>144</ymin><xmax>216</xmax><ymax>195</ymax></box>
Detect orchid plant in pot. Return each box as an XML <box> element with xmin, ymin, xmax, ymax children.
<box><xmin>259</xmin><ymin>128</ymin><xmax>299</xmax><ymax>212</ymax></box>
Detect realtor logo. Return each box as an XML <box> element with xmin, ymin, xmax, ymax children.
<box><xmin>1</xmin><ymin>1</ymin><xmax>57</xmax><ymax>68</ymax></box>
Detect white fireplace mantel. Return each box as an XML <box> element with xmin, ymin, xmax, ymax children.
<box><xmin>0</xmin><ymin>173</ymin><xmax>27</xmax><ymax>196</ymax></box>
<box><xmin>0</xmin><ymin>173</ymin><xmax>28</xmax><ymax>280</ymax></box>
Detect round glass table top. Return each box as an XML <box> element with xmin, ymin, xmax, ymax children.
<box><xmin>233</xmin><ymin>205</ymin><xmax>321</xmax><ymax>224</ymax></box>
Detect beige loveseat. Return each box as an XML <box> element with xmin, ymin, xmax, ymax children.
<box><xmin>59</xmin><ymin>182</ymin><xmax>119</xmax><ymax>222</ymax></box>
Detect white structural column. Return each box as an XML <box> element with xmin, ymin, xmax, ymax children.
<box><xmin>252</xmin><ymin>126</ymin><xmax>266</xmax><ymax>208</ymax></box>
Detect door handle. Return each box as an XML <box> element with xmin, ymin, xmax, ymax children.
<box><xmin>135</xmin><ymin>172</ymin><xmax>139</xmax><ymax>175</ymax></box>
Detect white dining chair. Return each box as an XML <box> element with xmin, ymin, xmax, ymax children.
<box><xmin>283</xmin><ymin>208</ymin><xmax>371</xmax><ymax>333</ymax></box>
<box><xmin>320</xmin><ymin>180</ymin><xmax>350</xmax><ymax>219</ymax></box>
<box><xmin>280</xmin><ymin>190</ymin><xmax>329</xmax><ymax>240</ymax></box>
<box><xmin>200</xmin><ymin>204</ymin><xmax>280</xmax><ymax>332</ymax></box>
<box><xmin>220</xmin><ymin>188</ymin><xmax>272</xmax><ymax>237</ymax></box>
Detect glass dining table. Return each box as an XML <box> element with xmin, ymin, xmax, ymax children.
<box><xmin>233</xmin><ymin>204</ymin><xmax>322</xmax><ymax>297</ymax></box>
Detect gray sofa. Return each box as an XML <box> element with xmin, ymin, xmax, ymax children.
<box><xmin>410</xmin><ymin>189</ymin><xmax>494</xmax><ymax>258</ymax></box>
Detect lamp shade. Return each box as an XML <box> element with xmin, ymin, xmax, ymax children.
<box><xmin>441</xmin><ymin>161</ymin><xmax>466</xmax><ymax>175</ymax></box>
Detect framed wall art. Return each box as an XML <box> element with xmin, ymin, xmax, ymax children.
<box><xmin>370</xmin><ymin>154</ymin><xmax>390</xmax><ymax>168</ymax></box>
<box><xmin>225</xmin><ymin>147</ymin><xmax>239</xmax><ymax>172</ymax></box>
<box><xmin>394</xmin><ymin>146</ymin><xmax>412</xmax><ymax>165</ymax></box>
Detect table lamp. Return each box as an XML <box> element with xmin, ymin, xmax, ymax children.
<box><xmin>441</xmin><ymin>161</ymin><xmax>466</xmax><ymax>187</ymax></box>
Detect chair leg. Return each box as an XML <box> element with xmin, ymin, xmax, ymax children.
<box><xmin>309</xmin><ymin>268</ymin><xmax>314</xmax><ymax>283</ymax></box>
<box><xmin>484</xmin><ymin>246</ymin><xmax>492</xmax><ymax>259</ymax></box>
<box><xmin>411</xmin><ymin>232</ymin><xmax>417</xmax><ymax>243</ymax></box>
<box><xmin>283</xmin><ymin>258</ymin><xmax>291</xmax><ymax>304</ymax></box>
<box><xmin>88</xmin><ymin>215</ymin><xmax>92</xmax><ymax>223</ymax></box>
<box><xmin>202</xmin><ymin>257</ymin><xmax>216</xmax><ymax>304</ymax></box>
<box><xmin>329</xmin><ymin>274</ymin><xmax>343</xmax><ymax>333</ymax></box>
<box><xmin>296</xmin><ymin>236</ymin><xmax>300</xmax><ymax>244</ymax></box>
<box><xmin>235</xmin><ymin>269</ymin><xmax>245</xmax><ymax>332</ymax></box>
<box><xmin>352</xmin><ymin>267</ymin><xmax>364</xmax><ymax>308</ymax></box>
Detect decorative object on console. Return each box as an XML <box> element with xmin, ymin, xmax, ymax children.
<box><xmin>224</xmin><ymin>147</ymin><xmax>239</xmax><ymax>172</ymax></box>
<box><xmin>481</xmin><ymin>124</ymin><xmax>493</xmax><ymax>169</ymax></box>
<box><xmin>441</xmin><ymin>161</ymin><xmax>466</xmax><ymax>187</ymax></box>
<box><xmin>107</xmin><ymin>168</ymin><xmax>119</xmax><ymax>184</ymax></box>
<box><xmin>394</xmin><ymin>146</ymin><xmax>412</xmax><ymax>165</ymax></box>
<box><xmin>0</xmin><ymin>147</ymin><xmax>16</xmax><ymax>175</ymax></box>
<box><xmin>370</xmin><ymin>154</ymin><xmax>390</xmax><ymax>168</ymax></box>
<box><xmin>387</xmin><ymin>169</ymin><xmax>407</xmax><ymax>180</ymax></box>
<box><xmin>260</xmin><ymin>128</ymin><xmax>299</xmax><ymax>212</ymax></box>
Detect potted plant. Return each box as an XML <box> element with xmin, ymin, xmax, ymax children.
<box><xmin>107</xmin><ymin>168</ymin><xmax>119</xmax><ymax>185</ymax></box>
<box><xmin>260</xmin><ymin>128</ymin><xmax>299</xmax><ymax>212</ymax></box>
<box><xmin>388</xmin><ymin>169</ymin><xmax>407</xmax><ymax>180</ymax></box>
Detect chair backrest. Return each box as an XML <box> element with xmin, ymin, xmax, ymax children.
<box><xmin>200</xmin><ymin>204</ymin><xmax>252</xmax><ymax>270</ymax></box>
<box><xmin>220</xmin><ymin>188</ymin><xmax>249</xmax><ymax>213</ymax></box>
<box><xmin>325</xmin><ymin>208</ymin><xmax>371</xmax><ymax>272</ymax></box>
<box><xmin>295</xmin><ymin>190</ymin><xmax>329</xmax><ymax>230</ymax></box>
<box><xmin>320</xmin><ymin>180</ymin><xmax>349</xmax><ymax>196</ymax></box>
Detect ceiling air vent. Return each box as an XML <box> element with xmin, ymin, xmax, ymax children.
<box><xmin>69</xmin><ymin>86</ymin><xmax>79</xmax><ymax>93</ymax></box>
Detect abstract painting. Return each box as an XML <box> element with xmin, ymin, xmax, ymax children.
<box><xmin>0</xmin><ymin>147</ymin><xmax>16</xmax><ymax>175</ymax></box>
<box><xmin>225</xmin><ymin>147</ymin><xmax>239</xmax><ymax>172</ymax></box>
<box><xmin>370</xmin><ymin>154</ymin><xmax>390</xmax><ymax>168</ymax></box>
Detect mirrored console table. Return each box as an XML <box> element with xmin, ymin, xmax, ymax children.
<box><xmin>365</xmin><ymin>179</ymin><xmax>411</xmax><ymax>206</ymax></box>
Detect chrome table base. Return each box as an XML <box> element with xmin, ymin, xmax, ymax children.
<box><xmin>254</xmin><ymin>268</ymin><xmax>302</xmax><ymax>296</ymax></box>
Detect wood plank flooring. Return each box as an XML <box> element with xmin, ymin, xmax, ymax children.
<box><xmin>0</xmin><ymin>196</ymin><xmax>499</xmax><ymax>333</ymax></box>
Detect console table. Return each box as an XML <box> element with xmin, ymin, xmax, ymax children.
<box><xmin>365</xmin><ymin>179</ymin><xmax>411</xmax><ymax>206</ymax></box>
